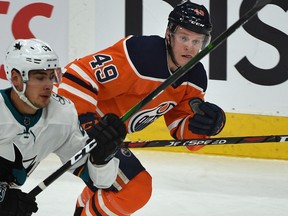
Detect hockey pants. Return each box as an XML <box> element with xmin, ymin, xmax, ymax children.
<box><xmin>74</xmin><ymin>148</ymin><xmax>152</xmax><ymax>216</ymax></box>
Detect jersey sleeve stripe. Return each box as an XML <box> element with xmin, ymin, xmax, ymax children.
<box><xmin>63</xmin><ymin>72</ymin><xmax>98</xmax><ymax>95</ymax></box>
<box><xmin>178</xmin><ymin>116</ymin><xmax>190</xmax><ymax>139</ymax></box>
<box><xmin>96</xmin><ymin>190</ymin><xmax>118</xmax><ymax>216</ymax></box>
<box><xmin>69</xmin><ymin>63</ymin><xmax>99</xmax><ymax>91</ymax></box>
<box><xmin>59</xmin><ymin>83</ymin><xmax>97</xmax><ymax>106</ymax></box>
<box><xmin>168</xmin><ymin>118</ymin><xmax>182</xmax><ymax>131</ymax></box>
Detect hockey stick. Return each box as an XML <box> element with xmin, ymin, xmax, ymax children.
<box><xmin>29</xmin><ymin>0</ymin><xmax>271</xmax><ymax>197</ymax></box>
<box><xmin>121</xmin><ymin>0</ymin><xmax>272</xmax><ymax>122</ymax></box>
<box><xmin>29</xmin><ymin>139</ymin><xmax>96</xmax><ymax>197</ymax></box>
<box><xmin>123</xmin><ymin>135</ymin><xmax>288</xmax><ymax>148</ymax></box>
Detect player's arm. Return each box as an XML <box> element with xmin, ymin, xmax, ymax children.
<box><xmin>73</xmin><ymin>112</ymin><xmax>126</xmax><ymax>189</ymax></box>
<box><xmin>0</xmin><ymin>145</ymin><xmax>38</xmax><ymax>215</ymax></box>
<box><xmin>165</xmin><ymin>98</ymin><xmax>225</xmax><ymax>152</ymax></box>
<box><xmin>165</xmin><ymin>95</ymin><xmax>225</xmax><ymax>139</ymax></box>
<box><xmin>188</xmin><ymin>98</ymin><xmax>226</xmax><ymax>136</ymax></box>
<box><xmin>57</xmin><ymin>62</ymin><xmax>99</xmax><ymax>115</ymax></box>
<box><xmin>52</xmin><ymin>94</ymin><xmax>125</xmax><ymax>189</ymax></box>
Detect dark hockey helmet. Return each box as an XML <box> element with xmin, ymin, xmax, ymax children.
<box><xmin>168</xmin><ymin>0</ymin><xmax>212</xmax><ymax>36</ymax></box>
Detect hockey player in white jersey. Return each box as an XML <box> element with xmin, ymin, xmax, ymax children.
<box><xmin>0</xmin><ymin>39</ymin><xmax>126</xmax><ymax>215</ymax></box>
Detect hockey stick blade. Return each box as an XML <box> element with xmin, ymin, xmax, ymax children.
<box><xmin>123</xmin><ymin>135</ymin><xmax>288</xmax><ymax>148</ymax></box>
<box><xmin>29</xmin><ymin>0</ymin><xmax>272</xmax><ymax>197</ymax></box>
<box><xmin>121</xmin><ymin>0</ymin><xmax>272</xmax><ymax>122</ymax></box>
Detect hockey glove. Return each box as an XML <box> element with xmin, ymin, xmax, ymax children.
<box><xmin>0</xmin><ymin>145</ymin><xmax>27</xmax><ymax>186</ymax></box>
<box><xmin>0</xmin><ymin>184</ymin><xmax>38</xmax><ymax>216</ymax></box>
<box><xmin>188</xmin><ymin>98</ymin><xmax>226</xmax><ymax>136</ymax></box>
<box><xmin>80</xmin><ymin>113</ymin><xmax>127</xmax><ymax>165</ymax></box>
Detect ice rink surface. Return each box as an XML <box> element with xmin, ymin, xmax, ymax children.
<box><xmin>22</xmin><ymin>150</ymin><xmax>288</xmax><ymax>216</ymax></box>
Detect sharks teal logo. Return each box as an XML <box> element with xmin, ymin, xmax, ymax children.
<box><xmin>0</xmin><ymin>184</ymin><xmax>7</xmax><ymax>202</ymax></box>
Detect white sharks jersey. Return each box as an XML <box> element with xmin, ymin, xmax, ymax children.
<box><xmin>0</xmin><ymin>88</ymin><xmax>118</xmax><ymax>188</ymax></box>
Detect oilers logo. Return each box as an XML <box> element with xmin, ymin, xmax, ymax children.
<box><xmin>128</xmin><ymin>101</ymin><xmax>176</xmax><ymax>133</ymax></box>
<box><xmin>121</xmin><ymin>148</ymin><xmax>132</xmax><ymax>157</ymax></box>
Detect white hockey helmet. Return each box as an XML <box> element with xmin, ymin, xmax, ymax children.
<box><xmin>4</xmin><ymin>38</ymin><xmax>61</xmax><ymax>83</ymax></box>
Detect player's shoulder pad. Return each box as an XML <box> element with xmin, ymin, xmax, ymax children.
<box><xmin>173</xmin><ymin>62</ymin><xmax>207</xmax><ymax>92</ymax></box>
<box><xmin>126</xmin><ymin>35</ymin><xmax>168</xmax><ymax>79</ymax></box>
<box><xmin>49</xmin><ymin>93</ymin><xmax>78</xmax><ymax>114</ymax></box>
<box><xmin>46</xmin><ymin>93</ymin><xmax>79</xmax><ymax>123</ymax></box>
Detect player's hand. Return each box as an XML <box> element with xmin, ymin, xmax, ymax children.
<box><xmin>188</xmin><ymin>98</ymin><xmax>226</xmax><ymax>136</ymax></box>
<box><xmin>0</xmin><ymin>184</ymin><xmax>38</xmax><ymax>216</ymax></box>
<box><xmin>84</xmin><ymin>113</ymin><xmax>127</xmax><ymax>165</ymax></box>
<box><xmin>0</xmin><ymin>145</ymin><xmax>27</xmax><ymax>186</ymax></box>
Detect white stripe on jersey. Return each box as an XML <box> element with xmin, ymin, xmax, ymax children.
<box><xmin>84</xmin><ymin>202</ymin><xmax>93</xmax><ymax>216</ymax></box>
<box><xmin>58</xmin><ymin>83</ymin><xmax>97</xmax><ymax>106</ymax></box>
<box><xmin>69</xmin><ymin>63</ymin><xmax>99</xmax><ymax>91</ymax></box>
<box><xmin>118</xmin><ymin>169</ymin><xmax>129</xmax><ymax>184</ymax></box>
<box><xmin>179</xmin><ymin>116</ymin><xmax>190</xmax><ymax>139</ymax></box>
<box><xmin>168</xmin><ymin>118</ymin><xmax>182</xmax><ymax>132</ymax></box>
<box><xmin>97</xmin><ymin>190</ymin><xmax>118</xmax><ymax>216</ymax></box>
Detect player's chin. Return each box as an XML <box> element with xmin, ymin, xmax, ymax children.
<box><xmin>38</xmin><ymin>97</ymin><xmax>51</xmax><ymax>107</ymax></box>
<box><xmin>179</xmin><ymin>57</ymin><xmax>192</xmax><ymax>66</ymax></box>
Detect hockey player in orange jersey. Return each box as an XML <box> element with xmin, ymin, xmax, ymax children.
<box><xmin>57</xmin><ymin>1</ymin><xmax>226</xmax><ymax>215</ymax></box>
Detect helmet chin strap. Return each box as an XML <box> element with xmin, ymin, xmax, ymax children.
<box><xmin>12</xmin><ymin>83</ymin><xmax>40</xmax><ymax>110</ymax></box>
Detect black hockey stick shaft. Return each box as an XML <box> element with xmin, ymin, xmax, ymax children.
<box><xmin>29</xmin><ymin>139</ymin><xmax>96</xmax><ymax>197</ymax></box>
<box><xmin>124</xmin><ymin>135</ymin><xmax>288</xmax><ymax>148</ymax></box>
<box><xmin>29</xmin><ymin>0</ymin><xmax>271</xmax><ymax>197</ymax></box>
<box><xmin>121</xmin><ymin>0</ymin><xmax>272</xmax><ymax>122</ymax></box>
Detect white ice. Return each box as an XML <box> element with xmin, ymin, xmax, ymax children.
<box><xmin>22</xmin><ymin>150</ymin><xmax>288</xmax><ymax>216</ymax></box>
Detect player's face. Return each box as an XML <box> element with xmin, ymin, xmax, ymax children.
<box><xmin>25</xmin><ymin>69</ymin><xmax>55</xmax><ymax>108</ymax></box>
<box><xmin>168</xmin><ymin>27</ymin><xmax>205</xmax><ymax>68</ymax></box>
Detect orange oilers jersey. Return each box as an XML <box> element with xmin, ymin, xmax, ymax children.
<box><xmin>57</xmin><ymin>35</ymin><xmax>208</xmax><ymax>140</ymax></box>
